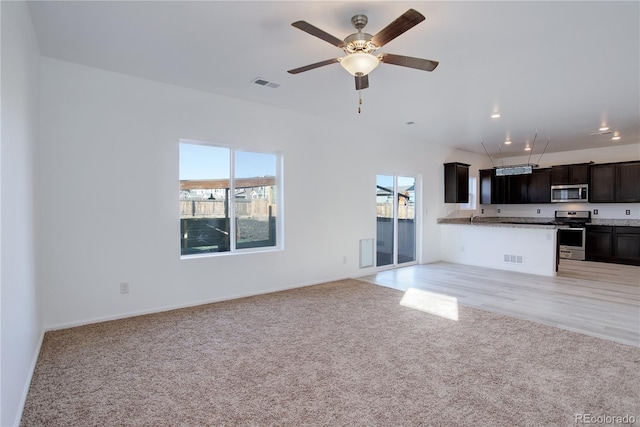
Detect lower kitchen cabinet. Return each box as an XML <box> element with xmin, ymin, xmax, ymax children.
<box><xmin>615</xmin><ymin>227</ymin><xmax>640</xmax><ymax>265</ymax></box>
<box><xmin>585</xmin><ymin>226</ymin><xmax>613</xmax><ymax>262</ymax></box>
<box><xmin>586</xmin><ymin>226</ymin><xmax>640</xmax><ymax>266</ymax></box>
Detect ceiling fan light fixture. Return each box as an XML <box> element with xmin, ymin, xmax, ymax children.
<box><xmin>339</xmin><ymin>52</ymin><xmax>380</xmax><ymax>76</ymax></box>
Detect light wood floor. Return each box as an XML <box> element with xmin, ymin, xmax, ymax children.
<box><xmin>359</xmin><ymin>260</ymin><xmax>640</xmax><ymax>347</ymax></box>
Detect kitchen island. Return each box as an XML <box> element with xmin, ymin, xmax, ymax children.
<box><xmin>437</xmin><ymin>217</ymin><xmax>560</xmax><ymax>276</ymax></box>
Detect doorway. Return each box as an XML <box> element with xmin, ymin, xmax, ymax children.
<box><xmin>376</xmin><ymin>174</ymin><xmax>417</xmax><ymax>268</ymax></box>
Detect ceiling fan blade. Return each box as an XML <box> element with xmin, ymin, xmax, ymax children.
<box><xmin>287</xmin><ymin>58</ymin><xmax>340</xmax><ymax>74</ymax></box>
<box><xmin>355</xmin><ymin>74</ymin><xmax>369</xmax><ymax>90</ymax></box>
<box><xmin>371</xmin><ymin>9</ymin><xmax>425</xmax><ymax>48</ymax></box>
<box><xmin>292</xmin><ymin>21</ymin><xmax>346</xmax><ymax>48</ymax></box>
<box><xmin>380</xmin><ymin>53</ymin><xmax>439</xmax><ymax>71</ymax></box>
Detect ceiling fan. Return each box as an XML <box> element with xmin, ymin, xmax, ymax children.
<box><xmin>288</xmin><ymin>9</ymin><xmax>439</xmax><ymax>91</ymax></box>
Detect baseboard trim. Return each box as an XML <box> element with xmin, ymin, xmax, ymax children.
<box><xmin>44</xmin><ymin>274</ymin><xmax>350</xmax><ymax>332</ymax></box>
<box><xmin>14</xmin><ymin>328</ymin><xmax>45</xmax><ymax>427</ymax></box>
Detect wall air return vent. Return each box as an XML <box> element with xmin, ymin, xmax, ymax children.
<box><xmin>504</xmin><ymin>254</ymin><xmax>524</xmax><ymax>264</ymax></box>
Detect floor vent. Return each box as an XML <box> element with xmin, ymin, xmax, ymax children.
<box><xmin>504</xmin><ymin>254</ymin><xmax>524</xmax><ymax>264</ymax></box>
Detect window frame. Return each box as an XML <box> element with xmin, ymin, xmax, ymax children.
<box><xmin>179</xmin><ymin>139</ymin><xmax>284</xmax><ymax>259</ymax></box>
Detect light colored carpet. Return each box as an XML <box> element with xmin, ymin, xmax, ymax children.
<box><xmin>21</xmin><ymin>279</ymin><xmax>639</xmax><ymax>426</ymax></box>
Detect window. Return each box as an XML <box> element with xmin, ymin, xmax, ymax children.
<box><xmin>459</xmin><ymin>176</ymin><xmax>477</xmax><ymax>211</ymax></box>
<box><xmin>179</xmin><ymin>140</ymin><xmax>281</xmax><ymax>256</ymax></box>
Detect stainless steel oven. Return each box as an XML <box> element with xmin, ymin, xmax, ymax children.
<box><xmin>556</xmin><ymin>210</ymin><xmax>590</xmax><ymax>261</ymax></box>
<box><xmin>558</xmin><ymin>227</ymin><xmax>586</xmax><ymax>260</ymax></box>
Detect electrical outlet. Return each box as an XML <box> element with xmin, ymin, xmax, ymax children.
<box><xmin>481</xmin><ymin>208</ymin><xmax>484</xmax><ymax>214</ymax></box>
<box><xmin>120</xmin><ymin>282</ymin><xmax>129</xmax><ymax>294</ymax></box>
<box><xmin>593</xmin><ymin>209</ymin><xmax>598</xmax><ymax>215</ymax></box>
<box><xmin>497</xmin><ymin>208</ymin><xmax>501</xmax><ymax>213</ymax></box>
<box><xmin>536</xmin><ymin>209</ymin><xmax>541</xmax><ymax>214</ymax></box>
<box><xmin>625</xmin><ymin>210</ymin><xmax>631</xmax><ymax>215</ymax></box>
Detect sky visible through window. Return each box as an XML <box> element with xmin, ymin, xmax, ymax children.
<box><xmin>180</xmin><ymin>143</ymin><xmax>275</xmax><ymax>180</ymax></box>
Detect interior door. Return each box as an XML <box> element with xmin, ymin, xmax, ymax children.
<box><xmin>376</xmin><ymin>175</ymin><xmax>417</xmax><ymax>267</ymax></box>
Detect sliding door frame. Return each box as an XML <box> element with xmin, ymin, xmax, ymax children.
<box><xmin>375</xmin><ymin>173</ymin><xmax>421</xmax><ymax>271</ymax></box>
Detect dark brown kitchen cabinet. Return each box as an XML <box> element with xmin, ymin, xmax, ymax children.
<box><xmin>616</xmin><ymin>161</ymin><xmax>640</xmax><ymax>202</ymax></box>
<box><xmin>590</xmin><ymin>161</ymin><xmax>640</xmax><ymax>202</ymax></box>
<box><xmin>444</xmin><ymin>162</ymin><xmax>470</xmax><ymax>203</ymax></box>
<box><xmin>479</xmin><ymin>169</ymin><xmax>495</xmax><ymax>205</ymax></box>
<box><xmin>504</xmin><ymin>174</ymin><xmax>528</xmax><ymax>204</ymax></box>
<box><xmin>551</xmin><ymin>163</ymin><xmax>590</xmax><ymax>185</ymax></box>
<box><xmin>614</xmin><ymin>227</ymin><xmax>640</xmax><ymax>265</ymax></box>
<box><xmin>527</xmin><ymin>168</ymin><xmax>552</xmax><ymax>203</ymax></box>
<box><xmin>586</xmin><ymin>225</ymin><xmax>640</xmax><ymax>266</ymax></box>
<box><xmin>480</xmin><ymin>169</ymin><xmax>506</xmax><ymax>204</ymax></box>
<box><xmin>589</xmin><ymin>163</ymin><xmax>616</xmax><ymax>202</ymax></box>
<box><xmin>586</xmin><ymin>226</ymin><xmax>613</xmax><ymax>262</ymax></box>
<box><xmin>479</xmin><ymin>168</ymin><xmax>549</xmax><ymax>204</ymax></box>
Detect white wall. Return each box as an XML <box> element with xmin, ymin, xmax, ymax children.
<box><xmin>38</xmin><ymin>58</ymin><xmax>457</xmax><ymax>329</ymax></box>
<box><xmin>0</xmin><ymin>2</ymin><xmax>42</xmax><ymax>426</ymax></box>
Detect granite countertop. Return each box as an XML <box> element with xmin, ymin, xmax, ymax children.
<box><xmin>437</xmin><ymin>217</ymin><xmax>558</xmax><ymax>229</ymax></box>
<box><xmin>437</xmin><ymin>216</ymin><xmax>640</xmax><ymax>227</ymax></box>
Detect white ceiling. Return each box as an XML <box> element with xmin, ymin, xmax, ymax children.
<box><xmin>27</xmin><ymin>1</ymin><xmax>640</xmax><ymax>159</ymax></box>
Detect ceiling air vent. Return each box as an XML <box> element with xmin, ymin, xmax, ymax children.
<box><xmin>251</xmin><ymin>77</ymin><xmax>280</xmax><ymax>88</ymax></box>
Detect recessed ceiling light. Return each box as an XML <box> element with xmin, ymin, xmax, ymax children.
<box><xmin>504</xmin><ymin>139</ymin><xmax>511</xmax><ymax>145</ymax></box>
<box><xmin>612</xmin><ymin>131</ymin><xmax>621</xmax><ymax>141</ymax></box>
<box><xmin>599</xmin><ymin>126</ymin><xmax>609</xmax><ymax>132</ymax></box>
<box><xmin>491</xmin><ymin>113</ymin><xmax>501</xmax><ymax>119</ymax></box>
<box><xmin>524</xmin><ymin>146</ymin><xmax>531</xmax><ymax>151</ymax></box>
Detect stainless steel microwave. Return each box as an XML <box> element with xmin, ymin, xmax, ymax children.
<box><xmin>551</xmin><ymin>184</ymin><xmax>588</xmax><ymax>203</ymax></box>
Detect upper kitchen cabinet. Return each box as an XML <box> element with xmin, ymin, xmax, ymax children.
<box><xmin>527</xmin><ymin>168</ymin><xmax>552</xmax><ymax>203</ymax></box>
<box><xmin>480</xmin><ymin>169</ymin><xmax>503</xmax><ymax>204</ymax></box>
<box><xmin>504</xmin><ymin>174</ymin><xmax>528</xmax><ymax>204</ymax></box>
<box><xmin>590</xmin><ymin>163</ymin><xmax>616</xmax><ymax>202</ymax></box>
<box><xmin>551</xmin><ymin>163</ymin><xmax>590</xmax><ymax>185</ymax></box>
<box><xmin>616</xmin><ymin>161</ymin><xmax>640</xmax><ymax>202</ymax></box>
<box><xmin>590</xmin><ymin>161</ymin><xmax>640</xmax><ymax>203</ymax></box>
<box><xmin>479</xmin><ymin>168</ymin><xmax>550</xmax><ymax>204</ymax></box>
<box><xmin>444</xmin><ymin>162</ymin><xmax>470</xmax><ymax>203</ymax></box>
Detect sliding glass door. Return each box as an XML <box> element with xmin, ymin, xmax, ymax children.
<box><xmin>376</xmin><ymin>175</ymin><xmax>417</xmax><ymax>268</ymax></box>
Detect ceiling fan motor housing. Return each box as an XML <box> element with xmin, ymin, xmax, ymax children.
<box><xmin>343</xmin><ymin>32</ymin><xmax>377</xmax><ymax>54</ymax></box>
<box><xmin>351</xmin><ymin>14</ymin><xmax>368</xmax><ymax>30</ymax></box>
<box><xmin>344</xmin><ymin>15</ymin><xmax>378</xmax><ymax>54</ymax></box>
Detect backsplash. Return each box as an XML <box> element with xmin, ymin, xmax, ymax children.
<box><xmin>486</xmin><ymin>203</ymin><xmax>639</xmax><ymax>220</ymax></box>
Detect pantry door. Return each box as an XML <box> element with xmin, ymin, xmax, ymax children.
<box><xmin>376</xmin><ymin>175</ymin><xmax>417</xmax><ymax>268</ymax></box>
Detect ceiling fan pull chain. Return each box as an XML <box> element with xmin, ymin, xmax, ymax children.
<box><xmin>358</xmin><ymin>90</ymin><xmax>363</xmax><ymax>114</ymax></box>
